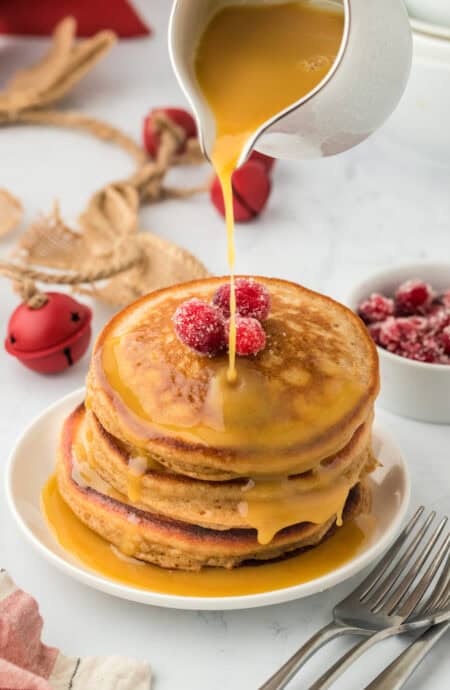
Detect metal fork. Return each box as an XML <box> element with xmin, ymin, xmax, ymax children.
<box><xmin>259</xmin><ymin>507</ymin><xmax>448</xmax><ymax>690</ymax></box>
<box><xmin>307</xmin><ymin>532</ymin><xmax>449</xmax><ymax>689</ymax></box>
<box><xmin>365</xmin><ymin>578</ymin><xmax>450</xmax><ymax>689</ymax></box>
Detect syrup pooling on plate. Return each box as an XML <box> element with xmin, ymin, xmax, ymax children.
<box><xmin>42</xmin><ymin>475</ymin><xmax>373</xmax><ymax>596</ymax></box>
<box><xmin>195</xmin><ymin>1</ymin><xmax>344</xmax><ymax>380</ymax></box>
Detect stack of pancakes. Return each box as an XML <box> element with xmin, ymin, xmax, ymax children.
<box><xmin>56</xmin><ymin>277</ymin><xmax>379</xmax><ymax>571</ymax></box>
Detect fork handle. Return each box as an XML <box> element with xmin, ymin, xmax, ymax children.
<box><xmin>365</xmin><ymin>621</ymin><xmax>450</xmax><ymax>690</ymax></box>
<box><xmin>258</xmin><ymin>621</ymin><xmax>356</xmax><ymax>690</ymax></box>
<box><xmin>308</xmin><ymin>629</ymin><xmax>391</xmax><ymax>690</ymax></box>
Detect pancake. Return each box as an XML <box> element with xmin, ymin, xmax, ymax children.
<box><xmin>81</xmin><ymin>406</ymin><xmax>376</xmax><ymax>532</ymax></box>
<box><xmin>57</xmin><ymin>405</ymin><xmax>371</xmax><ymax>570</ymax></box>
<box><xmin>50</xmin><ymin>276</ymin><xmax>379</xmax><ymax>572</ymax></box>
<box><xmin>87</xmin><ymin>276</ymin><xmax>379</xmax><ymax>480</ymax></box>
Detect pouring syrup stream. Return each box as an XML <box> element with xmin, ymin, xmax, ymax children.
<box><xmin>195</xmin><ymin>1</ymin><xmax>344</xmax><ymax>382</ymax></box>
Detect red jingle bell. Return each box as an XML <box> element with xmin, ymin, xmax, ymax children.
<box><xmin>249</xmin><ymin>150</ymin><xmax>276</xmax><ymax>174</ymax></box>
<box><xmin>5</xmin><ymin>292</ymin><xmax>93</xmax><ymax>374</ymax></box>
<box><xmin>143</xmin><ymin>107</ymin><xmax>197</xmax><ymax>158</ymax></box>
<box><xmin>210</xmin><ymin>160</ymin><xmax>272</xmax><ymax>222</ymax></box>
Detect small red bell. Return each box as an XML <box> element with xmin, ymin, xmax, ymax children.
<box><xmin>210</xmin><ymin>160</ymin><xmax>272</xmax><ymax>222</ymax></box>
<box><xmin>5</xmin><ymin>292</ymin><xmax>93</xmax><ymax>374</ymax></box>
<box><xmin>249</xmin><ymin>151</ymin><xmax>276</xmax><ymax>174</ymax></box>
<box><xmin>142</xmin><ymin>107</ymin><xmax>197</xmax><ymax>158</ymax></box>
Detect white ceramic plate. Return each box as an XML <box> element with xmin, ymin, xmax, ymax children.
<box><xmin>6</xmin><ymin>389</ymin><xmax>410</xmax><ymax>611</ymax></box>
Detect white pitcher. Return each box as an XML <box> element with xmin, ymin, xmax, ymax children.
<box><xmin>169</xmin><ymin>0</ymin><xmax>412</xmax><ymax>166</ymax></box>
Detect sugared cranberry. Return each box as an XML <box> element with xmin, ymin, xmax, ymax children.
<box><xmin>441</xmin><ymin>291</ymin><xmax>450</xmax><ymax>309</ymax></box>
<box><xmin>440</xmin><ymin>326</ymin><xmax>450</xmax><ymax>355</ymax></box>
<box><xmin>213</xmin><ymin>278</ymin><xmax>271</xmax><ymax>321</ymax></box>
<box><xmin>226</xmin><ymin>316</ymin><xmax>266</xmax><ymax>356</ymax></box>
<box><xmin>249</xmin><ymin>151</ymin><xmax>276</xmax><ymax>174</ymax></box>
<box><xmin>359</xmin><ymin>279</ymin><xmax>450</xmax><ymax>364</ymax></box>
<box><xmin>173</xmin><ymin>299</ymin><xmax>225</xmax><ymax>356</ymax></box>
<box><xmin>143</xmin><ymin>108</ymin><xmax>197</xmax><ymax>158</ymax></box>
<box><xmin>378</xmin><ymin>318</ymin><xmax>400</xmax><ymax>352</ymax></box>
<box><xmin>426</xmin><ymin>299</ymin><xmax>445</xmax><ymax>316</ymax></box>
<box><xmin>378</xmin><ymin>316</ymin><xmax>427</xmax><ymax>352</ymax></box>
<box><xmin>429</xmin><ymin>308</ymin><xmax>450</xmax><ymax>333</ymax></box>
<box><xmin>358</xmin><ymin>293</ymin><xmax>394</xmax><ymax>324</ymax></box>
<box><xmin>395</xmin><ymin>280</ymin><xmax>433</xmax><ymax>315</ymax></box>
<box><xmin>401</xmin><ymin>336</ymin><xmax>441</xmax><ymax>364</ymax></box>
<box><xmin>368</xmin><ymin>322</ymin><xmax>383</xmax><ymax>345</ymax></box>
<box><xmin>210</xmin><ymin>161</ymin><xmax>271</xmax><ymax>222</ymax></box>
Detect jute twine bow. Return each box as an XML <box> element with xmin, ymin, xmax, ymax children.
<box><xmin>0</xmin><ymin>18</ymin><xmax>210</xmax><ymax>309</ymax></box>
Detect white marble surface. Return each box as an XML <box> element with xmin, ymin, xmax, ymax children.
<box><xmin>0</xmin><ymin>3</ymin><xmax>449</xmax><ymax>689</ymax></box>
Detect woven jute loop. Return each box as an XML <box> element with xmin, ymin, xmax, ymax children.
<box><xmin>12</xmin><ymin>277</ymin><xmax>48</xmax><ymax>309</ymax></box>
<box><xmin>0</xmin><ymin>18</ymin><xmax>210</xmax><ymax>306</ymax></box>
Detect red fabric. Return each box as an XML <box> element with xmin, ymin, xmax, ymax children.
<box><xmin>0</xmin><ymin>589</ymin><xmax>58</xmax><ymax>680</ymax></box>
<box><xmin>0</xmin><ymin>0</ymin><xmax>151</xmax><ymax>38</ymax></box>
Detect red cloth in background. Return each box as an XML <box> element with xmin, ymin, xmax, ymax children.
<box><xmin>0</xmin><ymin>0</ymin><xmax>151</xmax><ymax>37</ymax></box>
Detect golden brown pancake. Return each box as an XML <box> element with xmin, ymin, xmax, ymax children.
<box><xmin>57</xmin><ymin>405</ymin><xmax>371</xmax><ymax>570</ymax></box>
<box><xmin>87</xmin><ymin>277</ymin><xmax>379</xmax><ymax>480</ymax></box>
<box><xmin>51</xmin><ymin>277</ymin><xmax>379</xmax><ymax>571</ymax></box>
<box><xmin>82</xmin><ymin>406</ymin><xmax>375</xmax><ymax>532</ymax></box>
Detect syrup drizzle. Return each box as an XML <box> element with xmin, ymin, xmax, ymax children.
<box><xmin>73</xmin><ymin>408</ymin><xmax>366</xmax><ymax>546</ymax></box>
<box><xmin>195</xmin><ymin>1</ymin><xmax>344</xmax><ymax>383</ymax></box>
<box><xmin>215</xmin><ymin>163</ymin><xmax>238</xmax><ymax>383</ymax></box>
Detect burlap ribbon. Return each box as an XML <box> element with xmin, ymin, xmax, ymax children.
<box><xmin>0</xmin><ymin>18</ymin><xmax>210</xmax><ymax>307</ymax></box>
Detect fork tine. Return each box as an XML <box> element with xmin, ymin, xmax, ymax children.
<box><xmin>363</xmin><ymin>510</ymin><xmax>435</xmax><ymax>606</ymax></box>
<box><xmin>422</xmin><ymin>551</ymin><xmax>450</xmax><ymax>613</ymax></box>
<box><xmin>395</xmin><ymin>533</ymin><xmax>450</xmax><ymax>618</ymax></box>
<box><xmin>355</xmin><ymin>507</ymin><xmax>425</xmax><ymax>601</ymax></box>
<box><xmin>372</xmin><ymin>516</ymin><xmax>447</xmax><ymax>614</ymax></box>
<box><xmin>432</xmin><ymin>578</ymin><xmax>450</xmax><ymax>612</ymax></box>
<box><xmin>306</xmin><ymin>532</ymin><xmax>449</xmax><ymax>690</ymax></box>
<box><xmin>444</xmin><ymin>588</ymin><xmax>450</xmax><ymax>608</ymax></box>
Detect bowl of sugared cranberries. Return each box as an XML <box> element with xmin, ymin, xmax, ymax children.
<box><xmin>348</xmin><ymin>264</ymin><xmax>450</xmax><ymax>423</ymax></box>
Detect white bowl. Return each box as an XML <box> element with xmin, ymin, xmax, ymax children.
<box><xmin>348</xmin><ymin>264</ymin><xmax>450</xmax><ymax>424</ymax></box>
<box><xmin>383</xmin><ymin>30</ymin><xmax>450</xmax><ymax>165</ymax></box>
<box><xmin>406</xmin><ymin>0</ymin><xmax>450</xmax><ymax>30</ymax></box>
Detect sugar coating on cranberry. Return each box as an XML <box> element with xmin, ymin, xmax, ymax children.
<box><xmin>442</xmin><ymin>291</ymin><xmax>450</xmax><ymax>309</ymax></box>
<box><xmin>378</xmin><ymin>316</ymin><xmax>426</xmax><ymax>352</ymax></box>
<box><xmin>368</xmin><ymin>322</ymin><xmax>383</xmax><ymax>345</ymax></box>
<box><xmin>213</xmin><ymin>278</ymin><xmax>271</xmax><ymax>321</ymax></box>
<box><xmin>173</xmin><ymin>299</ymin><xmax>225</xmax><ymax>356</ymax></box>
<box><xmin>377</xmin><ymin>315</ymin><xmax>449</xmax><ymax>363</ymax></box>
<box><xmin>416</xmin><ymin>337</ymin><xmax>442</xmax><ymax>363</ymax></box>
<box><xmin>358</xmin><ymin>293</ymin><xmax>394</xmax><ymax>324</ymax></box>
<box><xmin>226</xmin><ymin>316</ymin><xmax>266</xmax><ymax>356</ymax></box>
<box><xmin>395</xmin><ymin>280</ymin><xmax>433</xmax><ymax>315</ymax></box>
<box><xmin>440</xmin><ymin>326</ymin><xmax>450</xmax><ymax>355</ymax></box>
<box><xmin>429</xmin><ymin>307</ymin><xmax>450</xmax><ymax>332</ymax></box>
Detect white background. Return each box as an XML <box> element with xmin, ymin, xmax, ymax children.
<box><xmin>1</xmin><ymin>2</ymin><xmax>449</xmax><ymax>688</ymax></box>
